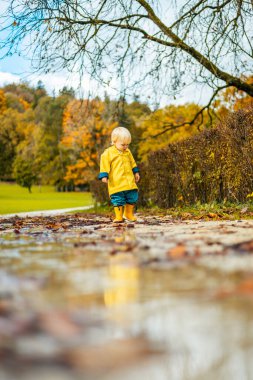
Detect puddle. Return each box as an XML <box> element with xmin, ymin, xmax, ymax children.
<box><xmin>0</xmin><ymin>216</ymin><xmax>253</xmax><ymax>379</ymax></box>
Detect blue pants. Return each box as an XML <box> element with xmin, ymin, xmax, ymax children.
<box><xmin>110</xmin><ymin>189</ymin><xmax>138</xmax><ymax>207</ymax></box>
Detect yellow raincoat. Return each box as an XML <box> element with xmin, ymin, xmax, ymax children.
<box><xmin>98</xmin><ymin>145</ymin><xmax>139</xmax><ymax>195</ymax></box>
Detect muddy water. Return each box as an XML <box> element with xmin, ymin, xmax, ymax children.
<box><xmin>1</xmin><ymin>216</ymin><xmax>253</xmax><ymax>380</ymax></box>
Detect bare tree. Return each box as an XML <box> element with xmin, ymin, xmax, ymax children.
<box><xmin>1</xmin><ymin>0</ymin><xmax>252</xmax><ymax>131</ymax></box>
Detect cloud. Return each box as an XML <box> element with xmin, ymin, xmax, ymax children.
<box><xmin>0</xmin><ymin>69</ymin><xmax>212</xmax><ymax>107</ymax></box>
<box><xmin>30</xmin><ymin>72</ymin><xmax>119</xmax><ymax>98</ymax></box>
<box><xmin>0</xmin><ymin>2</ymin><xmax>8</xmax><ymax>14</ymax></box>
<box><xmin>30</xmin><ymin>72</ymin><xmax>78</xmax><ymax>94</ymax></box>
<box><xmin>171</xmin><ymin>83</ymin><xmax>213</xmax><ymax>106</ymax></box>
<box><xmin>0</xmin><ymin>70</ymin><xmax>83</xmax><ymax>94</ymax></box>
<box><xmin>0</xmin><ymin>69</ymin><xmax>120</xmax><ymax>99</ymax></box>
<box><xmin>0</xmin><ymin>71</ymin><xmax>21</xmax><ymax>86</ymax></box>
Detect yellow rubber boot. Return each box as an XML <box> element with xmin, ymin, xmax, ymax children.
<box><xmin>123</xmin><ymin>204</ymin><xmax>137</xmax><ymax>222</ymax></box>
<box><xmin>113</xmin><ymin>206</ymin><xmax>124</xmax><ymax>223</ymax></box>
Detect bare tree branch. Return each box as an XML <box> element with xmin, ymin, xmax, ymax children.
<box><xmin>136</xmin><ymin>0</ymin><xmax>253</xmax><ymax>96</ymax></box>
<box><xmin>0</xmin><ymin>0</ymin><xmax>252</xmax><ymax>111</ymax></box>
<box><xmin>148</xmin><ymin>85</ymin><xmax>230</xmax><ymax>139</ymax></box>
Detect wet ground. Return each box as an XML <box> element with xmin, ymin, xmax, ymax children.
<box><xmin>1</xmin><ymin>213</ymin><xmax>253</xmax><ymax>380</ymax></box>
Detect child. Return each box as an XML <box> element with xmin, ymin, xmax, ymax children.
<box><xmin>98</xmin><ymin>127</ymin><xmax>140</xmax><ymax>222</ymax></box>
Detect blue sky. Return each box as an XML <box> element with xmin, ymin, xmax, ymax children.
<box><xmin>0</xmin><ymin>0</ymin><xmax>213</xmax><ymax>106</ymax></box>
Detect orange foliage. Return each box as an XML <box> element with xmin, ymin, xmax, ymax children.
<box><xmin>19</xmin><ymin>97</ymin><xmax>31</xmax><ymax>110</ymax></box>
<box><xmin>61</xmin><ymin>99</ymin><xmax>117</xmax><ymax>184</ymax></box>
<box><xmin>215</xmin><ymin>76</ymin><xmax>253</xmax><ymax>118</ymax></box>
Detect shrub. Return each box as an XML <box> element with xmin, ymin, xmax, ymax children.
<box><xmin>138</xmin><ymin>107</ymin><xmax>253</xmax><ymax>207</ymax></box>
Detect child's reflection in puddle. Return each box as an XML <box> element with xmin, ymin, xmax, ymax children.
<box><xmin>104</xmin><ymin>253</ymin><xmax>139</xmax><ymax>324</ymax></box>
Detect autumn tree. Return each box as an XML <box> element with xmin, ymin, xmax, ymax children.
<box><xmin>138</xmin><ymin>103</ymin><xmax>211</xmax><ymax>160</ymax></box>
<box><xmin>61</xmin><ymin>99</ymin><xmax>117</xmax><ymax>185</ymax></box>
<box><xmin>1</xmin><ymin>1</ymin><xmax>252</xmax><ymax>133</ymax></box>
<box><xmin>0</xmin><ymin>90</ymin><xmax>7</xmax><ymax>114</ymax></box>
<box><xmin>0</xmin><ymin>83</ymin><xmax>79</xmax><ymax>187</ymax></box>
<box><xmin>0</xmin><ymin>108</ymin><xmax>22</xmax><ymax>180</ymax></box>
<box><xmin>12</xmin><ymin>107</ymin><xmax>41</xmax><ymax>192</ymax></box>
<box><xmin>13</xmin><ymin>157</ymin><xmax>37</xmax><ymax>193</ymax></box>
<box><xmin>214</xmin><ymin>76</ymin><xmax>253</xmax><ymax>119</ymax></box>
<box><xmin>0</xmin><ymin>84</ymin><xmax>37</xmax><ymax>180</ymax></box>
<box><xmin>0</xmin><ymin>84</ymin><xmax>47</xmax><ymax>182</ymax></box>
<box><xmin>3</xmin><ymin>82</ymin><xmax>47</xmax><ymax>109</ymax></box>
<box><xmin>34</xmin><ymin>92</ymin><xmax>73</xmax><ymax>188</ymax></box>
<box><xmin>103</xmin><ymin>96</ymin><xmax>151</xmax><ymax>160</ymax></box>
<box><xmin>33</xmin><ymin>81</ymin><xmax>48</xmax><ymax>108</ymax></box>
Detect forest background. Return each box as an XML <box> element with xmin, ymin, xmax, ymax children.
<box><xmin>0</xmin><ymin>80</ymin><xmax>252</xmax><ymax>208</ymax></box>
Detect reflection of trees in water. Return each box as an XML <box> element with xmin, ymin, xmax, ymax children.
<box><xmin>104</xmin><ymin>254</ymin><xmax>139</xmax><ymax>322</ymax></box>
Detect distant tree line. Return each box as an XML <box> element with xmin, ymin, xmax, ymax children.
<box><xmin>0</xmin><ymin>82</ymin><xmax>150</xmax><ymax>191</ymax></box>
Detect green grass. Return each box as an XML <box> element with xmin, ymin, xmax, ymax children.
<box><xmin>0</xmin><ymin>182</ymin><xmax>93</xmax><ymax>214</ymax></box>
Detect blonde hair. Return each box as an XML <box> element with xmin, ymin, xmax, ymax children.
<box><xmin>111</xmin><ymin>127</ymin><xmax>131</xmax><ymax>144</ymax></box>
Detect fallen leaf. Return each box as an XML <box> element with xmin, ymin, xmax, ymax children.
<box><xmin>237</xmin><ymin>278</ymin><xmax>253</xmax><ymax>294</ymax></box>
<box><xmin>167</xmin><ymin>243</ymin><xmax>187</xmax><ymax>259</ymax></box>
<box><xmin>208</xmin><ymin>213</ymin><xmax>218</xmax><ymax>218</ymax></box>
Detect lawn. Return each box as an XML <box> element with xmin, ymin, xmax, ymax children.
<box><xmin>0</xmin><ymin>183</ymin><xmax>93</xmax><ymax>214</ymax></box>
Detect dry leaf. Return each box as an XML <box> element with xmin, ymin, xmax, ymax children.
<box><xmin>208</xmin><ymin>213</ymin><xmax>217</xmax><ymax>218</ymax></box>
<box><xmin>167</xmin><ymin>243</ymin><xmax>187</xmax><ymax>259</ymax></box>
<box><xmin>237</xmin><ymin>278</ymin><xmax>253</xmax><ymax>294</ymax></box>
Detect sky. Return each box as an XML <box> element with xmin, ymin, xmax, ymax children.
<box><xmin>0</xmin><ymin>0</ymin><xmax>213</xmax><ymax>107</ymax></box>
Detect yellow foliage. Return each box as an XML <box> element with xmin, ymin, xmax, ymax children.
<box><xmin>0</xmin><ymin>90</ymin><xmax>7</xmax><ymax>114</ymax></box>
<box><xmin>61</xmin><ymin>99</ymin><xmax>117</xmax><ymax>184</ymax></box>
<box><xmin>138</xmin><ymin>103</ymin><xmax>205</xmax><ymax>161</ymax></box>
